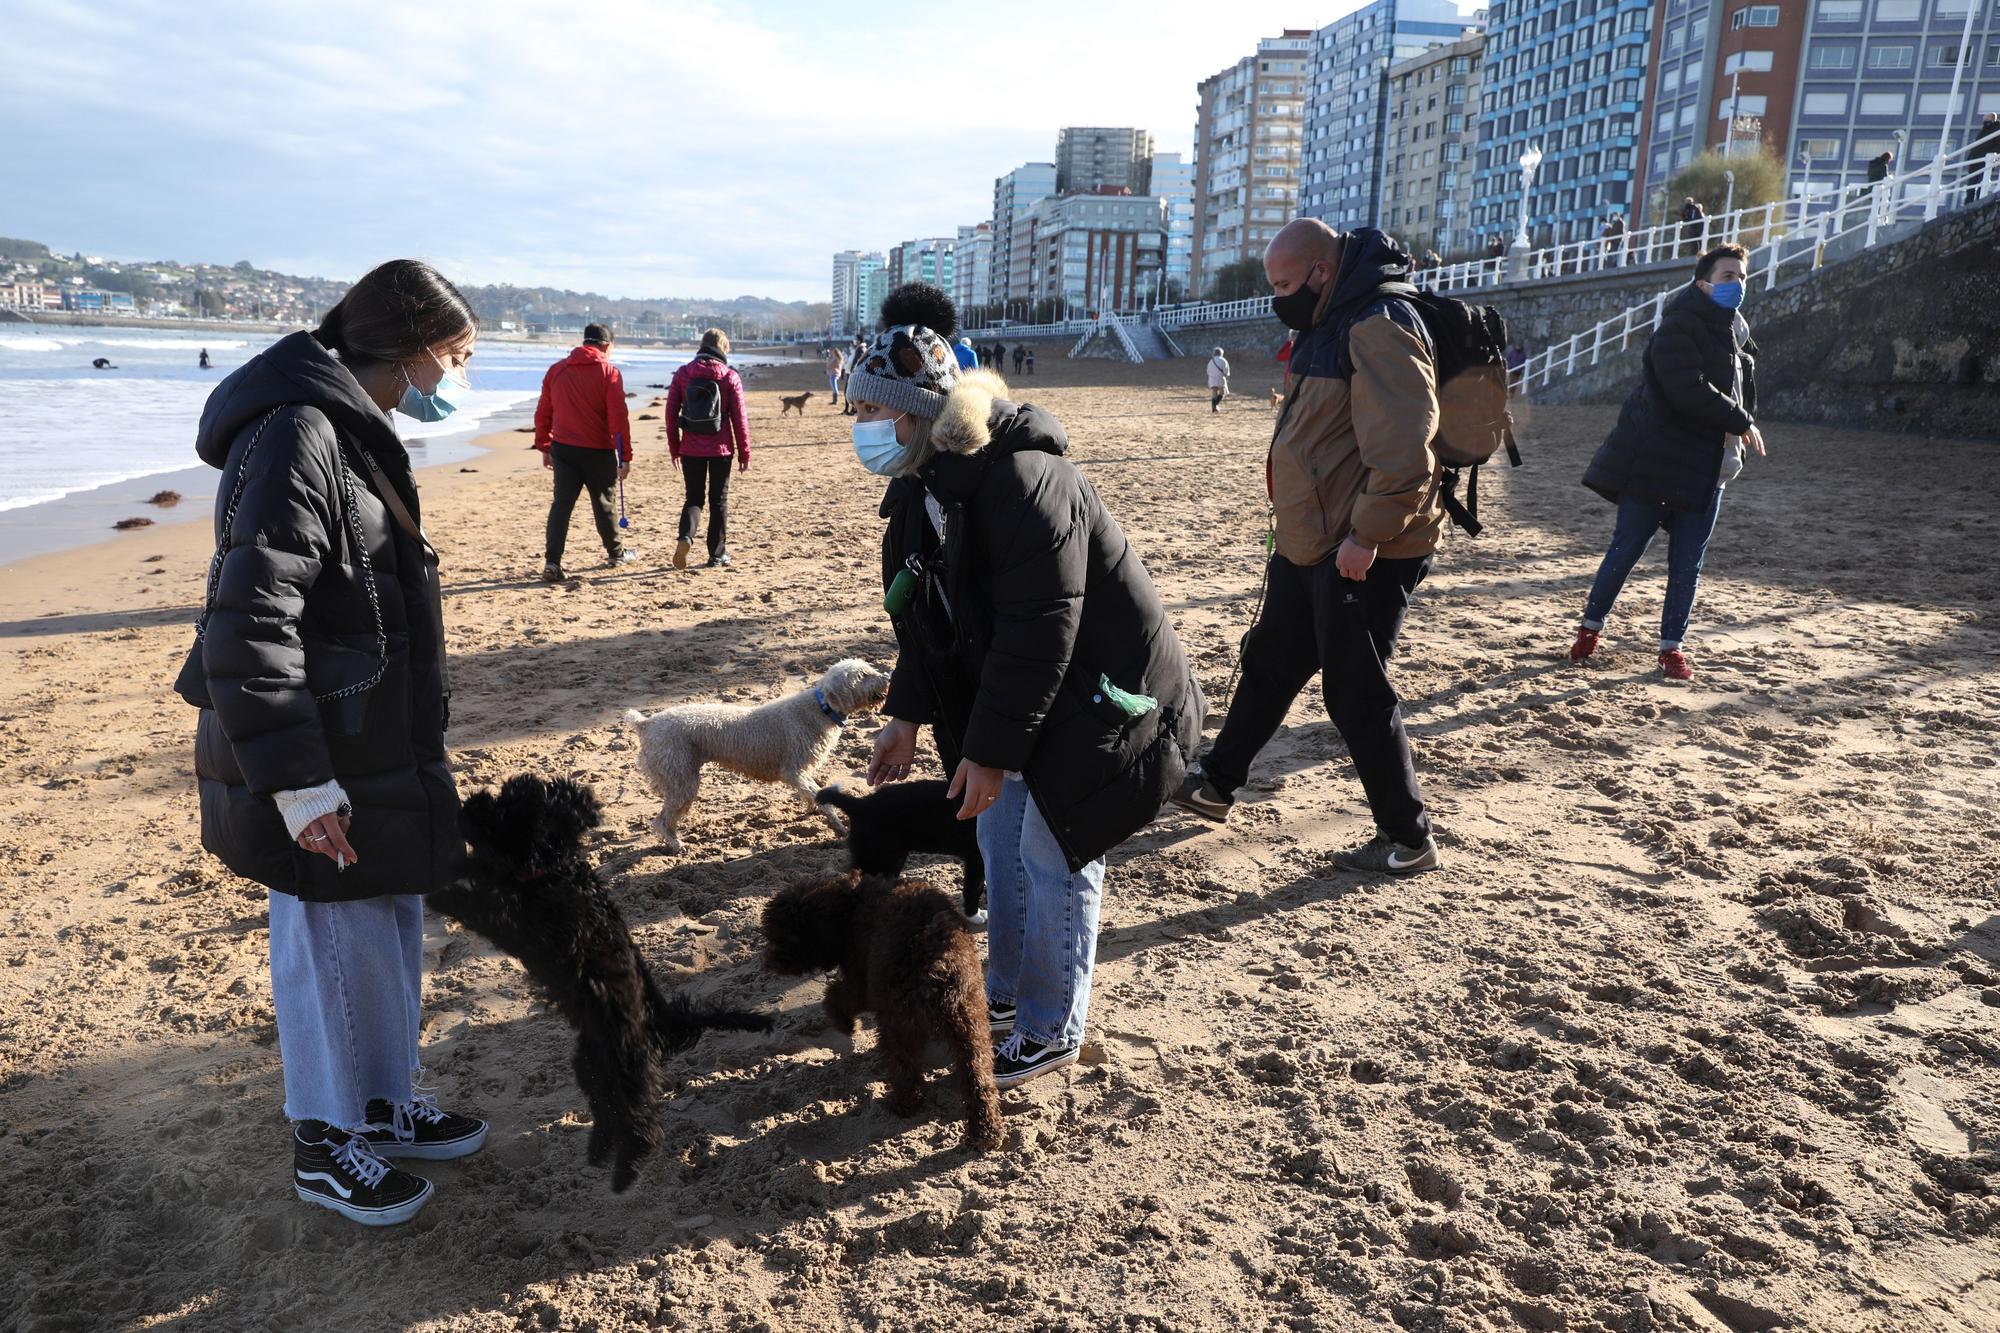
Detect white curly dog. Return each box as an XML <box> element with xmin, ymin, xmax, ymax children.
<box><xmin>624</xmin><ymin>658</ymin><xmax>893</xmax><ymax>853</ymax></box>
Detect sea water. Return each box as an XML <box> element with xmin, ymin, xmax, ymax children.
<box><xmin>0</xmin><ymin>324</ymin><xmax>751</xmax><ymax>564</ymax></box>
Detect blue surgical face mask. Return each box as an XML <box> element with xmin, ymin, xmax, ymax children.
<box><xmin>852</xmin><ymin>415</ymin><xmax>908</xmax><ymax>476</ymax></box>
<box><xmin>397</xmin><ymin>352</ymin><xmax>469</xmax><ymax>422</ymax></box>
<box><xmin>1707</xmin><ymin>279</ymin><xmax>1744</xmax><ymax>311</ymax></box>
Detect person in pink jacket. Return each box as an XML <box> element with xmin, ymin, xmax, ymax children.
<box><xmin>664</xmin><ymin>327</ymin><xmax>751</xmax><ymax>569</ymax></box>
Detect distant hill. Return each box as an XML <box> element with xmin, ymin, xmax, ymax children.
<box><xmin>0</xmin><ymin>236</ymin><xmax>829</xmax><ymax>333</ymax></box>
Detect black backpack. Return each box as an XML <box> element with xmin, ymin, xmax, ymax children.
<box><xmin>1334</xmin><ymin>287</ymin><xmax>1523</xmax><ymax>536</ymax></box>
<box><xmin>677</xmin><ymin>375</ymin><xmax>726</xmax><ymax>435</ymax></box>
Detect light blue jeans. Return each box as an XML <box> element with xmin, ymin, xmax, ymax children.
<box><xmin>268</xmin><ymin>890</ymin><xmax>424</xmax><ymax>1126</ymax></box>
<box><xmin>977</xmin><ymin>773</ymin><xmax>1106</xmax><ymax>1050</ymax></box>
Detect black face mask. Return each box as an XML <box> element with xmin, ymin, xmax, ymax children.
<box><xmin>1272</xmin><ymin>270</ymin><xmax>1326</xmax><ymax>332</ymax></box>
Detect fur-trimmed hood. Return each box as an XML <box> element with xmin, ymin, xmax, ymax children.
<box><xmin>930</xmin><ymin>368</ymin><xmax>1009</xmax><ymax>456</ymax></box>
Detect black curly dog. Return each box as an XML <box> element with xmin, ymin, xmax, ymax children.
<box><xmin>428</xmin><ymin>774</ymin><xmax>772</xmax><ymax>1191</ymax></box>
<box><xmin>762</xmin><ymin>870</ymin><xmax>1002</xmax><ymax>1152</ymax></box>
<box><xmin>816</xmin><ymin>780</ymin><xmax>985</xmax><ymax>918</ymax></box>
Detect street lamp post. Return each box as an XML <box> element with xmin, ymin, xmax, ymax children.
<box><xmin>1509</xmin><ymin>143</ymin><xmax>1544</xmax><ymax>282</ymax></box>
<box><xmin>1798</xmin><ymin>146</ymin><xmax>1814</xmax><ymax>219</ymax></box>
<box><xmin>1722</xmin><ymin>170</ymin><xmax>1737</xmax><ymax>240</ymax></box>
<box><xmin>1927</xmin><ymin>0</ymin><xmax>1981</xmax><ymax>220</ymax></box>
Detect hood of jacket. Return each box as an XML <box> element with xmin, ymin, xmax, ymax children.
<box><xmin>1310</xmin><ymin>226</ymin><xmax>1417</xmax><ymax>332</ymax></box>
<box><xmin>563</xmin><ymin>343</ymin><xmax>612</xmax><ymax>370</ymax></box>
<box><xmin>681</xmin><ymin>351</ymin><xmax>735</xmax><ymax>382</ymax></box>
<box><xmin>195</xmin><ymin>330</ymin><xmax>401</xmax><ymax>470</ymax></box>
<box><xmin>879</xmin><ymin>370</ymin><xmax>1067</xmax><ymax>517</ymax></box>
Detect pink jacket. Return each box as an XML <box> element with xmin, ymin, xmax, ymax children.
<box><xmin>664</xmin><ymin>353</ymin><xmax>750</xmax><ymax>464</ymax></box>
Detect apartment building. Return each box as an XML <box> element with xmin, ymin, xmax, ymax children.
<box><xmin>990</xmin><ymin>161</ymin><xmax>1058</xmax><ymax>306</ymax></box>
<box><xmin>1017</xmin><ymin>190</ymin><xmax>1169</xmax><ymax>312</ymax></box>
<box><xmin>1470</xmin><ymin>0</ymin><xmax>1654</xmax><ymax>248</ymax></box>
<box><xmin>1191</xmin><ymin>31</ymin><xmax>1313</xmax><ymax>296</ymax></box>
<box><xmin>1055</xmin><ymin>127</ymin><xmax>1157</xmax><ymax>195</ymax></box>
<box><xmin>1383</xmin><ymin>31</ymin><xmax>1488</xmax><ymax>256</ymax></box>
<box><xmin>1151</xmin><ymin>150</ymin><xmax>1197</xmax><ymax>300</ymax></box>
<box><xmin>955</xmin><ymin>223</ymin><xmax>992</xmax><ymax>318</ymax></box>
<box><xmin>1304</xmin><ymin>0</ymin><xmax>1478</xmax><ymax>229</ymax></box>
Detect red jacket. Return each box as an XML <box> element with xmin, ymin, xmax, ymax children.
<box><xmin>664</xmin><ymin>353</ymin><xmax>751</xmax><ymax>465</ymax></box>
<box><xmin>533</xmin><ymin>344</ymin><xmax>632</xmax><ymax>462</ymax></box>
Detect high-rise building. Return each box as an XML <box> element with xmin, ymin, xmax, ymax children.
<box><xmin>1018</xmin><ymin>190</ymin><xmax>1170</xmax><ymax>312</ymax></box>
<box><xmin>894</xmin><ymin>237</ymin><xmax>958</xmax><ymax>298</ymax></box>
<box><xmin>831</xmin><ymin>250</ymin><xmax>866</xmax><ymax>334</ymax></box>
<box><xmin>955</xmin><ymin>223</ymin><xmax>993</xmax><ymax>319</ymax></box>
<box><xmin>1055</xmin><ymin>127</ymin><xmax>1157</xmax><ymax>195</ymax></box>
<box><xmin>1632</xmin><ymin>0</ymin><xmax>1809</xmax><ymax>225</ymax></box>
<box><xmin>1303</xmin><ymin>0</ymin><xmax>1477</xmax><ymax>230</ymax></box>
<box><xmin>991</xmin><ymin>161</ymin><xmax>1058</xmax><ymax>307</ymax></box>
<box><xmin>1383</xmin><ymin>30</ymin><xmax>1488</xmax><ymax>256</ymax></box>
<box><xmin>1151</xmin><ymin>150</ymin><xmax>1197</xmax><ymax>301</ymax></box>
<box><xmin>1191</xmin><ymin>31</ymin><xmax>1313</xmax><ymax>297</ymax></box>
<box><xmin>859</xmin><ymin>263</ymin><xmax>891</xmax><ymax>331</ymax></box>
<box><xmin>1783</xmin><ymin>0</ymin><xmax>2000</xmax><ymax>207</ymax></box>
<box><xmin>1470</xmin><ymin>0</ymin><xmax>1653</xmax><ymax>250</ymax></box>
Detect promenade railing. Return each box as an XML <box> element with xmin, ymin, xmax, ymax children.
<box><xmin>1510</xmin><ymin>139</ymin><xmax>1995</xmax><ymax>394</ymax></box>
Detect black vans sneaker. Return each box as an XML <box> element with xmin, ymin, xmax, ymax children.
<box><xmin>358</xmin><ymin>1092</ymin><xmax>488</xmax><ymax>1161</ymax></box>
<box><xmin>988</xmin><ymin>1000</ymin><xmax>1016</xmax><ymax>1037</ymax></box>
<box><xmin>1166</xmin><ymin>768</ymin><xmax>1233</xmax><ymax>824</ymax></box>
<box><xmin>992</xmin><ymin>1034</ymin><xmax>1080</xmax><ymax>1089</ymax></box>
<box><xmin>293</xmin><ymin>1123</ymin><xmax>432</xmax><ymax>1226</ymax></box>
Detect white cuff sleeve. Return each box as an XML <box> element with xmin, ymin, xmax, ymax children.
<box><xmin>273</xmin><ymin>780</ymin><xmax>350</xmax><ymax>842</ymax></box>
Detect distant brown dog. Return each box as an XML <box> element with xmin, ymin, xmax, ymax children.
<box><xmin>1269</xmin><ymin>388</ymin><xmax>1284</xmax><ymax>407</ymax></box>
<box><xmin>762</xmin><ymin>871</ymin><xmax>1002</xmax><ymax>1151</ymax></box>
<box><xmin>779</xmin><ymin>391</ymin><xmax>815</xmax><ymax>416</ymax></box>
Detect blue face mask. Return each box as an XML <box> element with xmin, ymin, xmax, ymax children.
<box><xmin>1707</xmin><ymin>279</ymin><xmax>1744</xmax><ymax>311</ymax></box>
<box><xmin>397</xmin><ymin>353</ymin><xmax>469</xmax><ymax>422</ymax></box>
<box><xmin>852</xmin><ymin>415</ymin><xmax>908</xmax><ymax>475</ymax></box>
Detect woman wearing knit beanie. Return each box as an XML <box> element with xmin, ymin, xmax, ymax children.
<box><xmin>854</xmin><ymin>284</ymin><xmax>1206</xmax><ymax>1088</ymax></box>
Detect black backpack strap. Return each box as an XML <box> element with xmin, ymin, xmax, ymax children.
<box><xmin>1438</xmin><ymin>465</ymin><xmax>1483</xmax><ymax>537</ymax></box>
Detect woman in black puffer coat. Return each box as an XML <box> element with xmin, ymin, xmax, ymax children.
<box><xmin>849</xmin><ymin>286</ymin><xmax>1205</xmax><ymax>1091</ymax></box>
<box><xmin>1573</xmin><ymin>243</ymin><xmax>1767</xmax><ymax>681</ymax></box>
<box><xmin>178</xmin><ymin>260</ymin><xmax>486</xmax><ymax>1227</ymax></box>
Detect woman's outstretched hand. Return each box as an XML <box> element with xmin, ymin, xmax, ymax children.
<box><xmin>867</xmin><ymin>718</ymin><xmax>919</xmax><ymax>787</ymax></box>
<box><xmin>947</xmin><ymin>758</ymin><xmax>1005</xmax><ymax>821</ymax></box>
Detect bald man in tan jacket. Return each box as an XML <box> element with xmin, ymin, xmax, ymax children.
<box><xmin>1171</xmin><ymin>219</ymin><xmax>1445</xmax><ymax>875</ymax></box>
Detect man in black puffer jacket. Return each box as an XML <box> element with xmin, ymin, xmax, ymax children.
<box><xmin>851</xmin><ymin>284</ymin><xmax>1204</xmax><ymax>1092</ymax></box>
<box><xmin>1572</xmin><ymin>243</ymin><xmax>1766</xmax><ymax>681</ymax></box>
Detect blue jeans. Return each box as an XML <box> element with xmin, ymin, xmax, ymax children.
<box><xmin>977</xmin><ymin>774</ymin><xmax>1105</xmax><ymax>1050</ymax></box>
<box><xmin>1582</xmin><ymin>490</ymin><xmax>1723</xmax><ymax>651</ymax></box>
<box><xmin>269</xmin><ymin>891</ymin><xmax>424</xmax><ymax>1126</ymax></box>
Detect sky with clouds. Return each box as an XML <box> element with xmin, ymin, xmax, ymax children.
<box><xmin>0</xmin><ymin>0</ymin><xmax>1399</xmax><ymax>302</ymax></box>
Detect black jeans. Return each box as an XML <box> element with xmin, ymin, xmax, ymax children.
<box><xmin>1202</xmin><ymin>551</ymin><xmax>1433</xmax><ymax>846</ymax></box>
<box><xmin>546</xmin><ymin>443</ymin><xmax>622</xmax><ymax>564</ymax></box>
<box><xmin>678</xmin><ymin>456</ymin><xmax>733</xmax><ymax>558</ymax></box>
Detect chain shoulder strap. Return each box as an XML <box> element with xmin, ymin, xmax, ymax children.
<box><xmin>190</xmin><ymin>406</ymin><xmax>387</xmax><ymax>703</ymax></box>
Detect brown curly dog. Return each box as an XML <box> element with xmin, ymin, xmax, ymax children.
<box><xmin>761</xmin><ymin>871</ymin><xmax>1002</xmax><ymax>1151</ymax></box>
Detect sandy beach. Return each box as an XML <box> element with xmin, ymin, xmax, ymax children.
<box><xmin>2</xmin><ymin>350</ymin><xmax>1997</xmax><ymax>1332</ymax></box>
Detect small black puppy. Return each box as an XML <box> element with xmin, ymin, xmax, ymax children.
<box><xmin>817</xmin><ymin>780</ymin><xmax>985</xmax><ymax>918</ymax></box>
<box><xmin>429</xmin><ymin>774</ymin><xmax>772</xmax><ymax>1192</ymax></box>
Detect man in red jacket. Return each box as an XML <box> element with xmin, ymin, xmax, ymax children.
<box><xmin>535</xmin><ymin>323</ymin><xmax>633</xmax><ymax>581</ymax></box>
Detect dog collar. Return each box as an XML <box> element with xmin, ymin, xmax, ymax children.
<box><xmin>814</xmin><ymin>688</ymin><xmax>845</xmax><ymax>726</ymax></box>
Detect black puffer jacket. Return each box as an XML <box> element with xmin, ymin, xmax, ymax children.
<box><xmin>1584</xmin><ymin>282</ymin><xmax>1757</xmax><ymax>513</ymax></box>
<box><xmin>880</xmin><ymin>371</ymin><xmax>1206</xmax><ymax>871</ymax></box>
<box><xmin>179</xmin><ymin>330</ymin><xmax>461</xmax><ymax>902</ymax></box>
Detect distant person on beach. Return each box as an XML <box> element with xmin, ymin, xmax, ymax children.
<box><xmin>1572</xmin><ymin>243</ymin><xmax>1764</xmax><ymax>682</ymax></box>
<box><xmin>1679</xmin><ymin>197</ymin><xmax>1706</xmax><ymax>256</ymax></box>
<box><xmin>1866</xmin><ymin>150</ymin><xmax>1893</xmax><ymax>185</ymax></box>
<box><xmin>1023</xmin><ymin>346</ymin><xmax>1035</xmax><ymax>375</ymax></box>
<box><xmin>182</xmin><ymin>258</ymin><xmax>486</xmax><ymax>1228</ymax></box>
<box><xmin>1170</xmin><ymin>219</ymin><xmax>1444</xmax><ymax>877</ymax></box>
<box><xmin>954</xmin><ymin>335</ymin><xmax>978</xmax><ymax>371</ymax></box>
<box><xmin>533</xmin><ymin>323</ymin><xmax>633</xmax><ymax>582</ymax></box>
<box><xmin>1205</xmin><ymin>347</ymin><xmax>1230</xmax><ymax>411</ymax></box>
<box><xmin>1012</xmin><ymin>344</ymin><xmax>1025</xmax><ymax>375</ymax></box>
<box><xmin>665</xmin><ymin>327</ymin><xmax>751</xmax><ymax>569</ymax></box>
<box><xmin>826</xmin><ymin>344</ymin><xmax>846</xmax><ymax>398</ymax></box>
<box><xmin>199</xmin><ymin>347</ymin><xmax>211</xmax><ymax>369</ymax></box>
<box><xmin>853</xmin><ymin>282</ymin><xmax>1203</xmax><ymax>1089</ymax></box>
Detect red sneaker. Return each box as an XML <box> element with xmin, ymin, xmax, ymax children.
<box><xmin>1659</xmin><ymin>650</ymin><xmax>1693</xmax><ymax>681</ymax></box>
<box><xmin>1568</xmin><ymin>628</ymin><xmax>1600</xmax><ymax>662</ymax></box>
